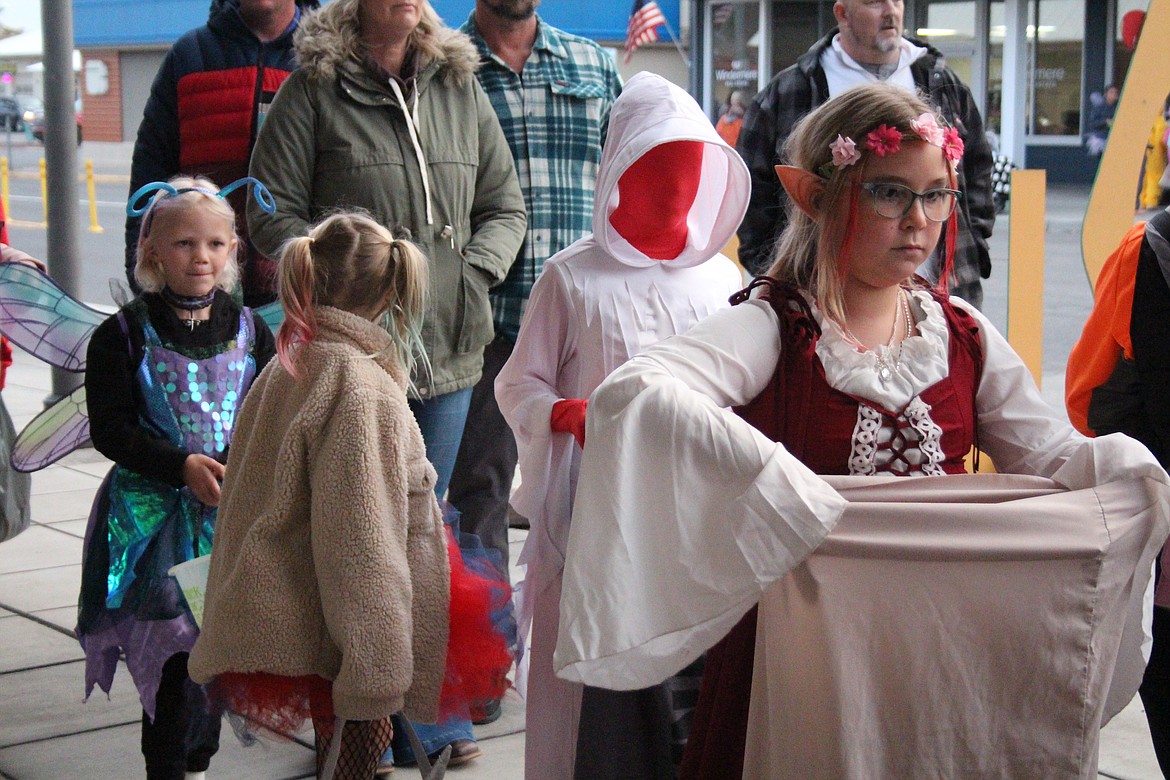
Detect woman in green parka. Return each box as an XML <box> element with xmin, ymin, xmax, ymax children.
<box><xmin>245</xmin><ymin>0</ymin><xmax>526</xmax><ymax>769</ymax></box>
<box><xmin>248</xmin><ymin>0</ymin><xmax>525</xmax><ymax>483</ymax></box>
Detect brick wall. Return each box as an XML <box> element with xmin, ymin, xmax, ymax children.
<box><xmin>79</xmin><ymin>50</ymin><xmax>122</xmax><ymax>143</ymax></box>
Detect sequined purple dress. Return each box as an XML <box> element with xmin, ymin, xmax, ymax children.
<box><xmin>77</xmin><ymin>299</ymin><xmax>258</xmax><ymax>718</ymax></box>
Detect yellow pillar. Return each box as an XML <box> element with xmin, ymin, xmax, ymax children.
<box><xmin>1007</xmin><ymin>170</ymin><xmax>1047</xmax><ymax>387</ymax></box>
<box><xmin>970</xmin><ymin>169</ymin><xmax>1047</xmax><ymax>474</ymax></box>
<box><xmin>38</xmin><ymin>158</ymin><xmax>47</xmax><ymax>224</ymax></box>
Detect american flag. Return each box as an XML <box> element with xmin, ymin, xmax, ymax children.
<box><xmin>624</xmin><ymin>0</ymin><xmax>667</xmax><ymax>62</ymax></box>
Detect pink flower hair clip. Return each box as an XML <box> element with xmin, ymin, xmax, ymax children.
<box><xmin>909</xmin><ymin>113</ymin><xmax>945</xmax><ymax>146</ymax></box>
<box><xmin>829</xmin><ymin>135</ymin><xmax>861</xmax><ymax>168</ymax></box>
<box><xmin>865</xmin><ymin>124</ymin><xmax>902</xmax><ymax>157</ymax></box>
<box><xmin>942</xmin><ymin>127</ymin><xmax>964</xmax><ymax>161</ymax></box>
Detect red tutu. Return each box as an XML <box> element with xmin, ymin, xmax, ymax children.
<box><xmin>209</xmin><ymin>526</ymin><xmax>514</xmax><ymax>736</ymax></box>
<box><xmin>439</xmin><ymin>526</ymin><xmax>514</xmax><ymax>715</ymax></box>
<box><xmin>209</xmin><ymin>671</ymin><xmax>333</xmax><ymax>740</ymax></box>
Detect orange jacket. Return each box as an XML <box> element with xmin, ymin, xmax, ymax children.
<box><xmin>1065</xmin><ymin>220</ymin><xmax>1146</xmax><ymax>435</ymax></box>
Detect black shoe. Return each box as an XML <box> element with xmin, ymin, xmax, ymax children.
<box><xmin>507</xmin><ymin>507</ymin><xmax>530</xmax><ymax>529</ymax></box>
<box><xmin>471</xmin><ymin>698</ymin><xmax>502</xmax><ymax>725</ymax></box>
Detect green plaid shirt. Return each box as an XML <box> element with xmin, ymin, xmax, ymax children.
<box><xmin>461</xmin><ymin>13</ymin><xmax>621</xmax><ymax>342</ymax></box>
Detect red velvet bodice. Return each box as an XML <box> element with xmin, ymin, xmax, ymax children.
<box><xmin>732</xmin><ymin>280</ymin><xmax>984</xmax><ymax>475</ymax></box>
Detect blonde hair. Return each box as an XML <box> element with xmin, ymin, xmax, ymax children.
<box><xmin>133</xmin><ymin>175</ymin><xmax>240</xmax><ymax>294</ymax></box>
<box><xmin>308</xmin><ymin>0</ymin><xmax>451</xmax><ymax>68</ymax></box>
<box><xmin>767</xmin><ymin>83</ymin><xmax>953</xmax><ymax>323</ymax></box>
<box><xmin>277</xmin><ymin>212</ymin><xmax>429</xmax><ymax>384</ymax></box>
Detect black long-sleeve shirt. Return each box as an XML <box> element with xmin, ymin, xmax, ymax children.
<box><xmin>85</xmin><ymin>291</ymin><xmax>275</xmax><ymax>485</ymax></box>
<box><xmin>1130</xmin><ymin>208</ymin><xmax>1170</xmax><ymax>471</ymax></box>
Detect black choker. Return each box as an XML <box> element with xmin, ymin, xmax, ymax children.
<box><xmin>161</xmin><ymin>286</ymin><xmax>216</xmax><ymax>311</ymax></box>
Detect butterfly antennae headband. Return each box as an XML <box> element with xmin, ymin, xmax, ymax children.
<box><xmin>127</xmin><ymin>176</ymin><xmax>276</xmax><ymax>218</ymax></box>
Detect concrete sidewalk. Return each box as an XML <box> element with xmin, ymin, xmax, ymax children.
<box><xmin>0</xmin><ymin>177</ymin><xmax>1166</xmax><ymax>779</ymax></box>
<box><xmin>0</xmin><ymin>357</ymin><xmax>527</xmax><ymax>779</ymax></box>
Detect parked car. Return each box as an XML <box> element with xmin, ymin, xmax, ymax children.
<box><xmin>17</xmin><ymin>96</ymin><xmax>42</xmax><ymax>129</ymax></box>
<box><xmin>0</xmin><ymin>96</ymin><xmax>49</xmax><ymax>134</ymax></box>
<box><xmin>26</xmin><ymin>103</ymin><xmax>82</xmax><ymax>145</ymax></box>
<box><xmin>0</xmin><ymin>97</ymin><xmax>23</xmax><ymax>132</ymax></box>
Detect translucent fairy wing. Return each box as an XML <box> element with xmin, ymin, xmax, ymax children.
<box><xmin>254</xmin><ymin>301</ymin><xmax>285</xmax><ymax>333</ymax></box>
<box><xmin>12</xmin><ymin>386</ymin><xmax>90</xmax><ymax>472</ymax></box>
<box><xmin>0</xmin><ymin>263</ymin><xmax>106</xmax><ymax>373</ymax></box>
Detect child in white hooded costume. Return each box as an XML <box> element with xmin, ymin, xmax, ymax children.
<box><xmin>495</xmin><ymin>72</ymin><xmax>750</xmax><ymax>779</ymax></box>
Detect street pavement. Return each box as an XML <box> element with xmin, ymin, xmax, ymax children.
<box><xmin>0</xmin><ymin>143</ymin><xmax>1165</xmax><ymax>778</ymax></box>
<box><xmin>4</xmin><ymin>138</ymin><xmax>144</xmax><ymax>307</ymax></box>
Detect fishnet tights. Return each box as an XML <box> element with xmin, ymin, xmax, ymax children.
<box><xmin>313</xmin><ymin>716</ymin><xmax>394</xmax><ymax>779</ymax></box>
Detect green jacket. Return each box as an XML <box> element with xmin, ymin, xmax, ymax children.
<box><xmin>247</xmin><ymin>2</ymin><xmax>526</xmax><ymax>397</ymax></box>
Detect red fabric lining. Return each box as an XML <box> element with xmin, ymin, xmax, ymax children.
<box><xmin>550</xmin><ymin>398</ymin><xmax>588</xmax><ymax>448</ymax></box>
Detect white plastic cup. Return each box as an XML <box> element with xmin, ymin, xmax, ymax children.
<box><xmin>168</xmin><ymin>554</ymin><xmax>211</xmax><ymax>628</ymax></box>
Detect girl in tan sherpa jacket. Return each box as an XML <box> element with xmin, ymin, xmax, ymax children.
<box><xmin>190</xmin><ymin>212</ymin><xmax>508</xmax><ymax>779</ymax></box>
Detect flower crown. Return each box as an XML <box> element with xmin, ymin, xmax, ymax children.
<box><xmin>820</xmin><ymin>113</ymin><xmax>963</xmax><ymax>178</ymax></box>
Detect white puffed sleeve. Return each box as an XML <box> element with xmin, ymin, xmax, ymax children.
<box><xmin>555</xmin><ymin>302</ymin><xmax>847</xmax><ymax>689</ymax></box>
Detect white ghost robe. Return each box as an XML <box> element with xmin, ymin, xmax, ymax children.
<box><xmin>555</xmin><ymin>297</ymin><xmax>1170</xmax><ymax>779</ymax></box>
<box><xmin>495</xmin><ymin>71</ymin><xmax>750</xmax><ymax>779</ymax></box>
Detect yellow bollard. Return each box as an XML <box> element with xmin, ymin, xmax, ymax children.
<box><xmin>1006</xmin><ymin>169</ymin><xmax>1047</xmax><ymax>388</ymax></box>
<box><xmin>0</xmin><ymin>156</ymin><xmax>8</xmax><ymax>222</ymax></box>
<box><xmin>86</xmin><ymin>160</ymin><xmax>103</xmax><ymax>234</ymax></box>
<box><xmin>39</xmin><ymin>158</ymin><xmax>47</xmax><ymax>223</ymax></box>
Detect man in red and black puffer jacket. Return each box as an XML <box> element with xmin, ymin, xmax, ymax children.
<box><xmin>125</xmin><ymin>0</ymin><xmax>318</xmax><ymax>306</ymax></box>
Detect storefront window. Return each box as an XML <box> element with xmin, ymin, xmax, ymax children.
<box><xmin>1026</xmin><ymin>0</ymin><xmax>1083</xmax><ymax>135</ymax></box>
<box><xmin>918</xmin><ymin>0</ymin><xmax>977</xmax><ymax>87</ymax></box>
<box><xmin>711</xmin><ymin>2</ymin><xmax>761</xmax><ymax>112</ymax></box>
<box><xmin>988</xmin><ymin>0</ymin><xmax>1004</xmax><ymax>135</ymax></box>
<box><xmin>988</xmin><ymin>0</ymin><xmax>1081</xmax><ymax>137</ymax></box>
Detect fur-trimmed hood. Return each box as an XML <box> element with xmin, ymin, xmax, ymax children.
<box><xmin>293</xmin><ymin>0</ymin><xmax>479</xmax><ymax>85</ymax></box>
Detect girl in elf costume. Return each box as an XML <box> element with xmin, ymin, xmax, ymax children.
<box><xmin>555</xmin><ymin>83</ymin><xmax>1170</xmax><ymax>779</ymax></box>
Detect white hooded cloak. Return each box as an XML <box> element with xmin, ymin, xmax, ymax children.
<box><xmin>495</xmin><ymin>71</ymin><xmax>750</xmax><ymax>778</ymax></box>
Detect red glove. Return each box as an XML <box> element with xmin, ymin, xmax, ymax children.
<box><xmin>550</xmin><ymin>398</ymin><xmax>588</xmax><ymax>448</ymax></box>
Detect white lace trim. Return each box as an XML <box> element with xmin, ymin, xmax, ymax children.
<box><xmin>903</xmin><ymin>396</ymin><xmax>946</xmax><ymax>475</ymax></box>
<box><xmin>848</xmin><ymin>396</ymin><xmax>947</xmax><ymax>476</ymax></box>
<box><xmin>849</xmin><ymin>406</ymin><xmax>882</xmax><ymax>476</ymax></box>
<box><xmin>816</xmin><ymin>289</ymin><xmax>951</xmax><ymax>411</ymax></box>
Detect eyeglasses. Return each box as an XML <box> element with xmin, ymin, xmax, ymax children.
<box><xmin>859</xmin><ymin>182</ymin><xmax>962</xmax><ymax>222</ymax></box>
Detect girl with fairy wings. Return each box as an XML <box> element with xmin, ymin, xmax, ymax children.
<box><xmin>0</xmin><ymin>176</ymin><xmax>276</xmax><ymax>780</ymax></box>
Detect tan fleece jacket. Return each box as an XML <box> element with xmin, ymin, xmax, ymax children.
<box><xmin>189</xmin><ymin>306</ymin><xmax>450</xmax><ymax>723</ymax></box>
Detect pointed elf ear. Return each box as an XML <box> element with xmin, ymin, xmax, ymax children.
<box><xmin>775</xmin><ymin>165</ymin><xmax>826</xmax><ymax>220</ymax></box>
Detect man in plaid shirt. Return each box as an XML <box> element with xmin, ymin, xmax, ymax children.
<box><xmin>451</xmin><ymin>0</ymin><xmax>620</xmax><ymax>613</ymax></box>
